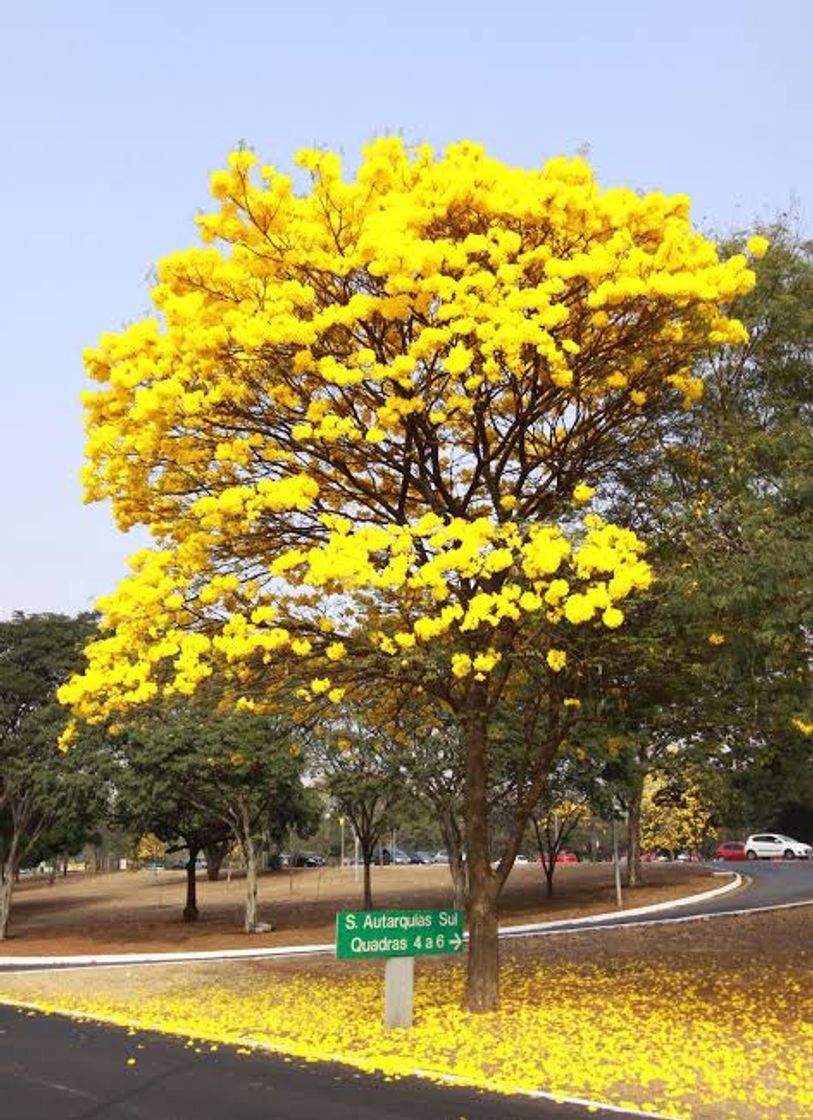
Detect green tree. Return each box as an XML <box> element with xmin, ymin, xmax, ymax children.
<box><xmin>0</xmin><ymin>613</ymin><xmax>104</xmax><ymax>938</ymax></box>
<box><xmin>118</xmin><ymin>705</ymin><xmax>319</xmax><ymax>932</ymax></box>
<box><xmin>319</xmin><ymin>721</ymin><xmax>405</xmax><ymax>911</ymax></box>
<box><xmin>591</xmin><ymin>224</ymin><xmax>813</xmax><ymax>874</ymax></box>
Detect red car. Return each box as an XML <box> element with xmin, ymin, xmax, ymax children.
<box><xmin>715</xmin><ymin>841</ymin><xmax>747</xmax><ymax>861</ymax></box>
<box><xmin>555</xmin><ymin>850</ymin><xmax>580</xmax><ymax>864</ymax></box>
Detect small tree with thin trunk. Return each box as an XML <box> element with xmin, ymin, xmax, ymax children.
<box><xmin>320</xmin><ymin>730</ymin><xmax>404</xmax><ymax>911</ymax></box>
<box><xmin>394</xmin><ymin>714</ymin><xmax>468</xmax><ymax>909</ymax></box>
<box><xmin>532</xmin><ymin>797</ymin><xmax>589</xmax><ymax>898</ymax></box>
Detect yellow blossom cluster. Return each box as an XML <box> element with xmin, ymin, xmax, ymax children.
<box><xmin>63</xmin><ymin>139</ymin><xmax>754</xmax><ymax>723</ymax></box>
<box><xmin>59</xmin><ymin>509</ymin><xmax>652</xmax><ymax>719</ymax></box>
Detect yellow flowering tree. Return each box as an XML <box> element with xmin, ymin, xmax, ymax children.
<box><xmin>61</xmin><ymin>139</ymin><xmax>756</xmax><ymax>1010</ymax></box>
<box><xmin>640</xmin><ymin>770</ymin><xmax>715</xmax><ymax>857</ymax></box>
<box><xmin>135</xmin><ymin>833</ymin><xmax>166</xmax><ymax>864</ymax></box>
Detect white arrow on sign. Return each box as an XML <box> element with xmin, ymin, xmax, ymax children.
<box><xmin>449</xmin><ymin>933</ymin><xmax>463</xmax><ymax>951</ymax></box>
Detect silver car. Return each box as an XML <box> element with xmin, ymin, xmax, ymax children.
<box><xmin>744</xmin><ymin>833</ymin><xmax>813</xmax><ymax>860</ymax></box>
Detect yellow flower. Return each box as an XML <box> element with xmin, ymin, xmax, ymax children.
<box><xmin>451</xmin><ymin>653</ymin><xmax>472</xmax><ymax>678</ymax></box>
<box><xmin>57</xmin><ymin>721</ymin><xmax>78</xmax><ymax>753</ymax></box>
<box><xmin>707</xmin><ymin>632</ymin><xmax>726</xmax><ymax>646</ymax></box>
<box><xmin>602</xmin><ymin>606</ymin><xmax>624</xmax><ymax>629</ymax></box>
<box><xmin>473</xmin><ymin>649</ymin><xmax>501</xmax><ymax>673</ymax></box>
<box><xmin>546</xmin><ymin>648</ymin><xmax>567</xmax><ymax>672</ymax></box>
<box><xmin>746</xmin><ymin>234</ymin><xmax>769</xmax><ymax>258</ymax></box>
<box><xmin>572</xmin><ymin>482</ymin><xmax>596</xmax><ymax>504</ymax></box>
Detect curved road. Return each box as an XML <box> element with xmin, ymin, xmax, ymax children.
<box><xmin>501</xmin><ymin>858</ymin><xmax>813</xmax><ymax>940</ymax></box>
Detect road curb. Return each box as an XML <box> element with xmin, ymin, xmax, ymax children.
<box><xmin>497</xmin><ymin>870</ymin><xmax>743</xmax><ymax>936</ymax></box>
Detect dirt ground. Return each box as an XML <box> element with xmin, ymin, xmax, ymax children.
<box><xmin>2</xmin><ymin>861</ymin><xmax>721</xmax><ymax>954</ymax></box>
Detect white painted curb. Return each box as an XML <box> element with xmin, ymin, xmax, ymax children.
<box><xmin>498</xmin><ymin>871</ymin><xmax>743</xmax><ymax>936</ymax></box>
<box><xmin>0</xmin><ymin>872</ymin><xmax>743</xmax><ymax>970</ymax></box>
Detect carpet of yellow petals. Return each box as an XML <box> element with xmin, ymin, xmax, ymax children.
<box><xmin>2</xmin><ymin>910</ymin><xmax>812</xmax><ymax>1120</ymax></box>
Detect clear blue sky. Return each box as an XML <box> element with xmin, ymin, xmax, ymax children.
<box><xmin>1</xmin><ymin>0</ymin><xmax>809</xmax><ymax>616</ymax></box>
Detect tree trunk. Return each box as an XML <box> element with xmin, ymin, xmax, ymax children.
<box><xmin>540</xmin><ymin>857</ymin><xmax>555</xmax><ymax>898</ymax></box>
<box><xmin>362</xmin><ymin>850</ymin><xmax>373</xmax><ymax>911</ymax></box>
<box><xmin>0</xmin><ymin>873</ymin><xmax>13</xmax><ymax>940</ymax></box>
<box><xmin>449</xmin><ymin>854</ymin><xmax>468</xmax><ymax>912</ymax></box>
<box><xmin>462</xmin><ymin>698</ymin><xmax>499</xmax><ymax>1012</ymax></box>
<box><xmin>183</xmin><ymin>847</ymin><xmax>199</xmax><ymax>922</ymax></box>
<box><xmin>441</xmin><ymin>813</ymin><xmax>468</xmax><ymax>910</ymax></box>
<box><xmin>204</xmin><ymin>840</ymin><xmax>229</xmax><ymax>882</ymax></box>
<box><xmin>625</xmin><ymin>770</ymin><xmax>644</xmax><ymax>888</ymax></box>
<box><xmin>532</xmin><ymin>817</ymin><xmax>556</xmax><ymax>898</ymax></box>
<box><xmin>0</xmin><ymin>846</ymin><xmax>19</xmax><ymax>941</ymax></box>
<box><xmin>242</xmin><ymin>833</ymin><xmax>259</xmax><ymax>933</ymax></box>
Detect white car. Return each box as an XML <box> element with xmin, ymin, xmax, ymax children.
<box><xmin>744</xmin><ymin>833</ymin><xmax>813</xmax><ymax>860</ymax></box>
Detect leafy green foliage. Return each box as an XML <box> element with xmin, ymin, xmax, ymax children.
<box><xmin>0</xmin><ymin>613</ymin><xmax>107</xmax><ymax>936</ymax></box>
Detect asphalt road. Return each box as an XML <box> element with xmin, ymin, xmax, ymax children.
<box><xmin>502</xmin><ymin>858</ymin><xmax>813</xmax><ymax>940</ymax></box>
<box><xmin>0</xmin><ymin>1004</ymin><xmax>624</xmax><ymax>1120</ymax></box>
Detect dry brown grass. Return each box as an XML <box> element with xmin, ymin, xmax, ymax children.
<box><xmin>3</xmin><ymin>860</ymin><xmax>720</xmax><ymax>954</ymax></box>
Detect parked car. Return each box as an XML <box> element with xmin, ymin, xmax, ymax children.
<box><xmin>744</xmin><ymin>834</ymin><xmax>813</xmax><ymax>860</ymax></box>
<box><xmin>555</xmin><ymin>850</ymin><xmax>580</xmax><ymax>864</ymax></box>
<box><xmin>412</xmin><ymin>851</ymin><xmax>435</xmax><ymax>864</ymax></box>
<box><xmin>715</xmin><ymin>841</ymin><xmax>747</xmax><ymax>861</ymax></box>
<box><xmin>380</xmin><ymin>848</ymin><xmax>411</xmax><ymax>865</ymax></box>
<box><xmin>432</xmin><ymin>849</ymin><xmax>450</xmax><ymax>864</ymax></box>
<box><xmin>489</xmin><ymin>852</ymin><xmax>530</xmax><ymax>868</ymax></box>
<box><xmin>292</xmin><ymin>852</ymin><xmax>326</xmax><ymax>867</ymax></box>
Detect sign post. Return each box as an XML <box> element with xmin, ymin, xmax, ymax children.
<box><xmin>384</xmin><ymin>956</ymin><xmax>415</xmax><ymax>1028</ymax></box>
<box><xmin>335</xmin><ymin>908</ymin><xmax>464</xmax><ymax>1029</ymax></box>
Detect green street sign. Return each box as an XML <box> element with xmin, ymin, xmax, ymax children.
<box><xmin>335</xmin><ymin>908</ymin><xmax>464</xmax><ymax>960</ymax></box>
